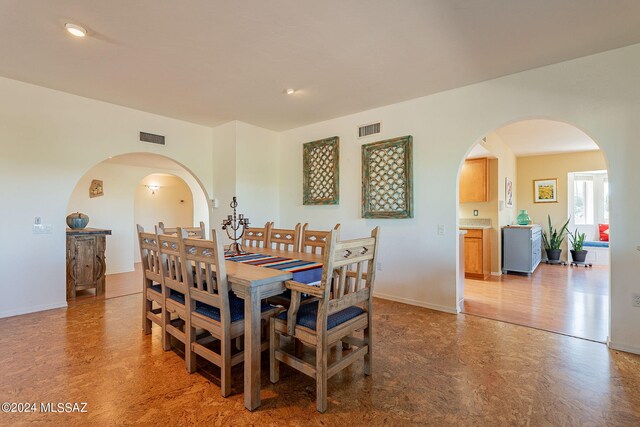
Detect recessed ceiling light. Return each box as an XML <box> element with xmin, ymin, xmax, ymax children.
<box><xmin>286</xmin><ymin>88</ymin><xmax>296</xmax><ymax>95</ymax></box>
<box><xmin>65</xmin><ymin>23</ymin><xmax>87</xmax><ymax>37</ymax></box>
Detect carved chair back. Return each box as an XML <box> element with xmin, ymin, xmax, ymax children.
<box><xmin>242</xmin><ymin>222</ymin><xmax>271</xmax><ymax>248</ymax></box>
<box><xmin>158</xmin><ymin>221</ymin><xmax>206</xmax><ymax>239</ymax></box>
<box><xmin>180</xmin><ymin>229</ymin><xmax>231</xmax><ymax>327</ymax></box>
<box><xmin>268</xmin><ymin>222</ymin><xmax>302</xmax><ymax>251</ymax></box>
<box><xmin>300</xmin><ymin>223</ymin><xmax>341</xmax><ymax>255</ymax></box>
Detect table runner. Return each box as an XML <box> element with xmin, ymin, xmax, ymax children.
<box><xmin>226</xmin><ymin>252</ymin><xmax>323</xmax><ymax>285</ymax></box>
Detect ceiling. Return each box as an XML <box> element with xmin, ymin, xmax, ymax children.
<box><xmin>494</xmin><ymin>120</ymin><xmax>599</xmax><ymax>157</ymax></box>
<box><xmin>2</xmin><ymin>1</ymin><xmax>640</xmax><ymax>131</ymax></box>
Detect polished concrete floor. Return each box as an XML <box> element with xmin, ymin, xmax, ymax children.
<box><xmin>464</xmin><ymin>263</ymin><xmax>609</xmax><ymax>342</ymax></box>
<box><xmin>1</xmin><ymin>289</ymin><xmax>639</xmax><ymax>425</ymax></box>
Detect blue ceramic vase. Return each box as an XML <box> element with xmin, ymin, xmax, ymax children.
<box><xmin>66</xmin><ymin>212</ymin><xmax>90</xmax><ymax>229</ymax></box>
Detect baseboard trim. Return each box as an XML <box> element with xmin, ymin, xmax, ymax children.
<box><xmin>491</xmin><ymin>271</ymin><xmax>502</xmax><ymax>277</ymax></box>
<box><xmin>0</xmin><ymin>301</ymin><xmax>68</xmax><ymax>319</ymax></box>
<box><xmin>373</xmin><ymin>292</ymin><xmax>458</xmax><ymax>314</ymax></box>
<box><xmin>608</xmin><ymin>341</ymin><xmax>640</xmax><ymax>356</ymax></box>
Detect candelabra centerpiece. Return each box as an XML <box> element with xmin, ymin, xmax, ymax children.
<box><xmin>221</xmin><ymin>196</ymin><xmax>250</xmax><ymax>255</ymax></box>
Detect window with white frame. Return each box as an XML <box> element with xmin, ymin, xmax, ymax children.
<box><xmin>568</xmin><ymin>171</ymin><xmax>608</xmax><ymax>238</ymax></box>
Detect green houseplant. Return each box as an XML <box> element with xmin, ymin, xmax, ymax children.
<box><xmin>542</xmin><ymin>214</ymin><xmax>570</xmax><ymax>262</ymax></box>
<box><xmin>568</xmin><ymin>229</ymin><xmax>588</xmax><ymax>263</ymax></box>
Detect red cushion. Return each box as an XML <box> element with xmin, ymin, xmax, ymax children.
<box><xmin>599</xmin><ymin>224</ymin><xmax>610</xmax><ymax>242</ymax></box>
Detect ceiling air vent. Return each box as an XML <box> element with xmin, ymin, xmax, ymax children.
<box><xmin>358</xmin><ymin>122</ymin><xmax>381</xmax><ymax>138</ymax></box>
<box><xmin>139</xmin><ymin>131</ymin><xmax>165</xmax><ymax>145</ymax></box>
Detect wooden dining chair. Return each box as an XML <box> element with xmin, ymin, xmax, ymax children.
<box><xmin>300</xmin><ymin>223</ymin><xmax>341</xmax><ymax>254</ymax></box>
<box><xmin>179</xmin><ymin>228</ymin><xmax>278</xmax><ymax>396</ymax></box>
<box><xmin>137</xmin><ymin>225</ymin><xmax>164</xmax><ymax>335</ymax></box>
<box><xmin>268</xmin><ymin>222</ymin><xmax>302</xmax><ymax>251</ymax></box>
<box><xmin>158</xmin><ymin>221</ymin><xmax>207</xmax><ymax>239</ymax></box>
<box><xmin>270</xmin><ymin>227</ymin><xmax>380</xmax><ymax>412</ymax></box>
<box><xmin>242</xmin><ymin>222</ymin><xmax>271</xmax><ymax>249</ymax></box>
<box><xmin>156</xmin><ymin>228</ymin><xmax>190</xmax><ymax>356</ymax></box>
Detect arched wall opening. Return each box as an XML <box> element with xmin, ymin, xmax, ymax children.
<box><xmin>67</xmin><ymin>153</ymin><xmax>211</xmax><ymax>277</ymax></box>
<box><xmin>456</xmin><ymin>118</ymin><xmax>610</xmax><ymax>342</ymax></box>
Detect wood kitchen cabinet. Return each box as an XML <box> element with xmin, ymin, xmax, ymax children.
<box><xmin>66</xmin><ymin>228</ymin><xmax>111</xmax><ymax>300</ymax></box>
<box><xmin>461</xmin><ymin>228</ymin><xmax>491</xmax><ymax>280</ymax></box>
<box><xmin>459</xmin><ymin>157</ymin><xmax>489</xmax><ymax>203</ymax></box>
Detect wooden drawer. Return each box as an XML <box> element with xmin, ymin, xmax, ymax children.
<box><xmin>463</xmin><ymin>229</ymin><xmax>484</xmax><ymax>238</ymax></box>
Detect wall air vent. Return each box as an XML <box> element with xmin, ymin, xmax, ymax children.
<box><xmin>139</xmin><ymin>131</ymin><xmax>165</xmax><ymax>145</ymax></box>
<box><xmin>358</xmin><ymin>122</ymin><xmax>381</xmax><ymax>138</ymax></box>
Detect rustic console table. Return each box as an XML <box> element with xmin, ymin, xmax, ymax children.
<box><xmin>66</xmin><ymin>228</ymin><xmax>111</xmax><ymax>300</ymax></box>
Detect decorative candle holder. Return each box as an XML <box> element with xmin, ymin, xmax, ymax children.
<box><xmin>221</xmin><ymin>197</ymin><xmax>250</xmax><ymax>255</ymax></box>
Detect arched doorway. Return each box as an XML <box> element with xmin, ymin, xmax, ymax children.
<box><xmin>457</xmin><ymin>119</ymin><xmax>610</xmax><ymax>342</ymax></box>
<box><xmin>66</xmin><ymin>152</ymin><xmax>211</xmax><ymax>301</ymax></box>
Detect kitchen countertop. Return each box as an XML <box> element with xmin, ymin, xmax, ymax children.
<box><xmin>459</xmin><ymin>225</ymin><xmax>492</xmax><ymax>230</ymax></box>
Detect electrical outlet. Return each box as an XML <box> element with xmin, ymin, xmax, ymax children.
<box><xmin>377</xmin><ymin>262</ymin><xmax>383</xmax><ymax>272</ymax></box>
<box><xmin>437</xmin><ymin>225</ymin><xmax>445</xmax><ymax>236</ymax></box>
<box><xmin>33</xmin><ymin>224</ymin><xmax>52</xmax><ymax>234</ymax></box>
<box><xmin>633</xmin><ymin>293</ymin><xmax>640</xmax><ymax>307</ymax></box>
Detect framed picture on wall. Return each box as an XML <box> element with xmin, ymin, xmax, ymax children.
<box><xmin>505</xmin><ymin>178</ymin><xmax>513</xmax><ymax>207</ymax></box>
<box><xmin>533</xmin><ymin>178</ymin><xmax>558</xmax><ymax>203</ymax></box>
<box><xmin>90</xmin><ymin>179</ymin><xmax>104</xmax><ymax>198</ymax></box>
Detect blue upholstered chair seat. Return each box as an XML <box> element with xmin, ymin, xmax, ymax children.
<box><xmin>149</xmin><ymin>284</ymin><xmax>185</xmax><ymax>304</ymax></box>
<box><xmin>169</xmin><ymin>290</ymin><xmax>185</xmax><ymax>304</ymax></box>
<box><xmin>277</xmin><ymin>301</ymin><xmax>365</xmax><ymax>330</ymax></box>
<box><xmin>195</xmin><ymin>292</ymin><xmax>273</xmax><ymax>323</ymax></box>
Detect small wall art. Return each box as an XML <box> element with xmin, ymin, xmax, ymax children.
<box><xmin>362</xmin><ymin>135</ymin><xmax>413</xmax><ymax>219</ymax></box>
<box><xmin>303</xmin><ymin>136</ymin><xmax>339</xmax><ymax>205</ymax></box>
<box><xmin>505</xmin><ymin>177</ymin><xmax>514</xmax><ymax>207</ymax></box>
<box><xmin>89</xmin><ymin>179</ymin><xmax>104</xmax><ymax>198</ymax></box>
<box><xmin>533</xmin><ymin>178</ymin><xmax>558</xmax><ymax>203</ymax></box>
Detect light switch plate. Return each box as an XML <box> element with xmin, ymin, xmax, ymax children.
<box><xmin>437</xmin><ymin>224</ymin><xmax>445</xmax><ymax>236</ymax></box>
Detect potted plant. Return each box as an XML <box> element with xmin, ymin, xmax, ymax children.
<box><xmin>569</xmin><ymin>229</ymin><xmax>588</xmax><ymax>263</ymax></box>
<box><xmin>542</xmin><ymin>214</ymin><xmax>570</xmax><ymax>262</ymax></box>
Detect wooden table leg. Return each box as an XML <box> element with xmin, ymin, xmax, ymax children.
<box><xmin>244</xmin><ymin>286</ymin><xmax>261</xmax><ymax>411</ymax></box>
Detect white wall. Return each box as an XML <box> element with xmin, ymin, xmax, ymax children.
<box><xmin>0</xmin><ymin>77</ymin><xmax>214</xmax><ymax>318</ymax></box>
<box><xmin>235</xmin><ymin>121</ymin><xmax>280</xmax><ymax>227</ymax></box>
<box><xmin>278</xmin><ymin>43</ymin><xmax>640</xmax><ymax>354</ymax></box>
<box><xmin>210</xmin><ymin>121</ymin><xmax>280</xmax><ymax>240</ymax></box>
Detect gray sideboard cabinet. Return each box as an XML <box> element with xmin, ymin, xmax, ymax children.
<box><xmin>502</xmin><ymin>225</ymin><xmax>542</xmax><ymax>275</ymax></box>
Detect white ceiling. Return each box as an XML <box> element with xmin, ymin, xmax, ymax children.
<box><xmin>2</xmin><ymin>1</ymin><xmax>640</xmax><ymax>131</ymax></box>
<box><xmin>494</xmin><ymin>120</ymin><xmax>599</xmax><ymax>156</ymax></box>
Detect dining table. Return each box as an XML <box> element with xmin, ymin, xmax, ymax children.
<box><xmin>223</xmin><ymin>246</ymin><xmax>324</xmax><ymax>411</ymax></box>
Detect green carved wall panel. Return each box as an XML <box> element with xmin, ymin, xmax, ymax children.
<box><xmin>303</xmin><ymin>136</ymin><xmax>339</xmax><ymax>205</ymax></box>
<box><xmin>362</xmin><ymin>135</ymin><xmax>413</xmax><ymax>218</ymax></box>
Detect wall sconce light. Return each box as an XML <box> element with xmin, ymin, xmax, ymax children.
<box><xmin>146</xmin><ymin>185</ymin><xmax>161</xmax><ymax>195</ymax></box>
